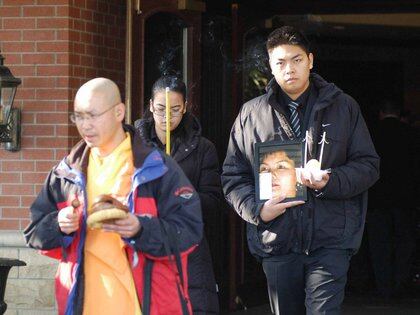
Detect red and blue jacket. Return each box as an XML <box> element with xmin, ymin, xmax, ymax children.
<box><xmin>24</xmin><ymin>126</ymin><xmax>203</xmax><ymax>315</ymax></box>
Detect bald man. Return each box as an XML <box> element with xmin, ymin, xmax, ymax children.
<box><xmin>24</xmin><ymin>78</ymin><xmax>203</xmax><ymax>315</ymax></box>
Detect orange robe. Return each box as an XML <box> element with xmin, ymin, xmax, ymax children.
<box><xmin>83</xmin><ymin>133</ymin><xmax>141</xmax><ymax>315</ymax></box>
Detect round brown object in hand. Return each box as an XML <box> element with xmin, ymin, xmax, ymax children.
<box><xmin>86</xmin><ymin>194</ymin><xmax>129</xmax><ymax>229</ymax></box>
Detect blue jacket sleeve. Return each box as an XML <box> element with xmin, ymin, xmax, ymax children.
<box><xmin>132</xmin><ymin>156</ymin><xmax>203</xmax><ymax>257</ymax></box>
<box><xmin>24</xmin><ymin>169</ymin><xmax>70</xmax><ymax>252</ymax></box>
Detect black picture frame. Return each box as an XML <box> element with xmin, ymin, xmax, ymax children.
<box><xmin>254</xmin><ymin>139</ymin><xmax>307</xmax><ymax>203</ymax></box>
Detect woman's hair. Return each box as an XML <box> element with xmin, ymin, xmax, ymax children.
<box><xmin>260</xmin><ymin>150</ymin><xmax>295</xmax><ymax>168</ymax></box>
<box><xmin>151</xmin><ymin>75</ymin><xmax>187</xmax><ymax>102</ymax></box>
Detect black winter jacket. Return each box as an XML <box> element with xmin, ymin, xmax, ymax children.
<box><xmin>135</xmin><ymin>112</ymin><xmax>222</xmax><ymax>314</ymax></box>
<box><xmin>222</xmin><ymin>73</ymin><xmax>380</xmax><ymax>259</ymax></box>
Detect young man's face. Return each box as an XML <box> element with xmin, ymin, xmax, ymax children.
<box><xmin>269</xmin><ymin>44</ymin><xmax>313</xmax><ymax>100</ymax></box>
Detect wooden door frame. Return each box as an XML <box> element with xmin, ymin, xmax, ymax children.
<box><xmin>126</xmin><ymin>0</ymin><xmax>202</xmax><ymax>123</ymax></box>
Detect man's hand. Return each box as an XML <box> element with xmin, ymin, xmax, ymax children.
<box><xmin>102</xmin><ymin>213</ymin><xmax>141</xmax><ymax>238</ymax></box>
<box><xmin>260</xmin><ymin>195</ymin><xmax>305</xmax><ymax>223</ymax></box>
<box><xmin>300</xmin><ymin>172</ymin><xmax>330</xmax><ymax>191</ymax></box>
<box><xmin>58</xmin><ymin>206</ymin><xmax>80</xmax><ymax>234</ymax></box>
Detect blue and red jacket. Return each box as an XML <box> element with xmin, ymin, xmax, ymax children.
<box><xmin>24</xmin><ymin>126</ymin><xmax>203</xmax><ymax>315</ymax></box>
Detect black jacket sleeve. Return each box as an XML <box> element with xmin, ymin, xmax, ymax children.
<box><xmin>321</xmin><ymin>97</ymin><xmax>380</xmax><ymax>199</ymax></box>
<box><xmin>197</xmin><ymin>140</ymin><xmax>224</xmax><ymax>216</ymax></box>
<box><xmin>222</xmin><ymin>111</ymin><xmax>263</xmax><ymax>226</ymax></box>
<box><xmin>132</xmin><ymin>156</ymin><xmax>203</xmax><ymax>257</ymax></box>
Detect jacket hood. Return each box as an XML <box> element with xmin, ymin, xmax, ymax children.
<box><xmin>66</xmin><ymin>124</ymin><xmax>154</xmax><ymax>173</ymax></box>
<box><xmin>266</xmin><ymin>72</ymin><xmax>342</xmax><ymax>110</ymax></box>
<box><xmin>134</xmin><ymin>112</ymin><xmax>202</xmax><ymax>161</ymax></box>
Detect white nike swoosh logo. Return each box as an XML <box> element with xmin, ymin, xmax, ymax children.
<box><xmin>322</xmin><ymin>123</ymin><xmax>331</xmax><ymax>127</ymax></box>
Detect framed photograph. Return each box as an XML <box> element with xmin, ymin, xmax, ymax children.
<box><xmin>254</xmin><ymin>140</ymin><xmax>307</xmax><ymax>203</ymax></box>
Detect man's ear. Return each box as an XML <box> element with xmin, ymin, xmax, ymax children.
<box><xmin>116</xmin><ymin>103</ymin><xmax>125</xmax><ymax>121</ymax></box>
<box><xmin>268</xmin><ymin>54</ymin><xmax>274</xmax><ymax>74</ymax></box>
<box><xmin>149</xmin><ymin>99</ymin><xmax>153</xmax><ymax>113</ymax></box>
<box><xmin>183</xmin><ymin>101</ymin><xmax>188</xmax><ymax>114</ymax></box>
<box><xmin>309</xmin><ymin>53</ymin><xmax>314</xmax><ymax>70</ymax></box>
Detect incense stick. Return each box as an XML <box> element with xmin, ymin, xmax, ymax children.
<box><xmin>318</xmin><ymin>131</ymin><xmax>327</xmax><ymax>169</ymax></box>
<box><xmin>304</xmin><ymin>130</ymin><xmax>308</xmax><ymax>166</ymax></box>
<box><xmin>165</xmin><ymin>87</ymin><xmax>171</xmax><ymax>155</ymax></box>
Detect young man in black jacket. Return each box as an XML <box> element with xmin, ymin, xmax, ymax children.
<box><xmin>222</xmin><ymin>26</ymin><xmax>379</xmax><ymax>314</ymax></box>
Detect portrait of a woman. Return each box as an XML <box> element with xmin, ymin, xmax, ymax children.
<box><xmin>259</xmin><ymin>150</ymin><xmax>297</xmax><ymax>199</ymax></box>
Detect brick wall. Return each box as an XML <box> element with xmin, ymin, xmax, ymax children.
<box><xmin>0</xmin><ymin>1</ymin><xmax>126</xmax><ymax>313</ymax></box>
<box><xmin>0</xmin><ymin>0</ymin><xmax>126</xmax><ymax>231</ymax></box>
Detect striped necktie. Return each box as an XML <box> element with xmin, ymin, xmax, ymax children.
<box><xmin>288</xmin><ymin>101</ymin><xmax>301</xmax><ymax>138</ymax></box>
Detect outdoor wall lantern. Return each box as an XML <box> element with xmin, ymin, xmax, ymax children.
<box><xmin>0</xmin><ymin>53</ymin><xmax>21</xmax><ymax>152</ymax></box>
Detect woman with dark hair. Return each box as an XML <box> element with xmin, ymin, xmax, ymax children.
<box><xmin>134</xmin><ymin>75</ymin><xmax>221</xmax><ymax>314</ymax></box>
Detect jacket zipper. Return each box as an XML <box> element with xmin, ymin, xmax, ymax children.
<box><xmin>303</xmin><ymin>206</ymin><xmax>314</xmax><ymax>256</ymax></box>
<box><xmin>299</xmin><ymin>208</ymin><xmax>304</xmax><ymax>253</ymax></box>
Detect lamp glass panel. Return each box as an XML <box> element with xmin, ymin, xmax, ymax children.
<box><xmin>0</xmin><ymin>86</ymin><xmax>15</xmax><ymax>124</ymax></box>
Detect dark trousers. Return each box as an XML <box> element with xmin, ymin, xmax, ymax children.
<box><xmin>366</xmin><ymin>208</ymin><xmax>416</xmax><ymax>297</ymax></box>
<box><xmin>262</xmin><ymin>248</ymin><xmax>351</xmax><ymax>315</ymax></box>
